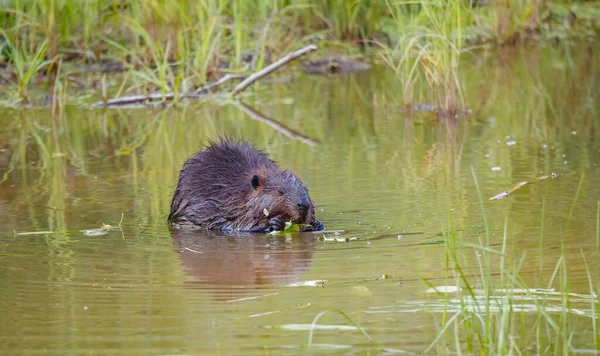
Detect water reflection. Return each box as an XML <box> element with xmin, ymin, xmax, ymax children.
<box><xmin>171</xmin><ymin>229</ymin><xmax>316</xmax><ymax>298</ymax></box>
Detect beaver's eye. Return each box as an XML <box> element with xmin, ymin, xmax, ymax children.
<box><xmin>278</xmin><ymin>189</ymin><xmax>285</xmax><ymax>196</ymax></box>
<box><xmin>250</xmin><ymin>175</ymin><xmax>260</xmax><ymax>190</ymax></box>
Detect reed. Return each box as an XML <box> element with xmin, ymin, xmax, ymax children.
<box><xmin>381</xmin><ymin>0</ymin><xmax>470</xmax><ymax>116</ymax></box>
<box><xmin>425</xmin><ymin>174</ymin><xmax>599</xmax><ymax>354</ymax></box>
<box><xmin>1</xmin><ymin>0</ymin><xmax>595</xmax><ymax>107</ymax></box>
<box><xmin>0</xmin><ymin>31</ymin><xmax>53</xmax><ymax>104</ymax></box>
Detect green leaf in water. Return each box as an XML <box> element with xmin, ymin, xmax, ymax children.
<box><xmin>269</xmin><ymin>221</ymin><xmax>300</xmax><ymax>235</ymax></box>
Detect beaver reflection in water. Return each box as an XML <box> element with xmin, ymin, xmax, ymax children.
<box><xmin>168</xmin><ymin>139</ymin><xmax>324</xmax><ymax>232</ymax></box>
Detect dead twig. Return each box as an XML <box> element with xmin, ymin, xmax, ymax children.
<box><xmin>92</xmin><ymin>74</ymin><xmax>246</xmax><ymax>108</ymax></box>
<box><xmin>92</xmin><ymin>45</ymin><xmax>317</xmax><ymax>108</ymax></box>
<box><xmin>92</xmin><ymin>92</ymin><xmax>174</xmax><ymax>108</ymax></box>
<box><xmin>489</xmin><ymin>173</ymin><xmax>564</xmax><ymax>201</ymax></box>
<box><xmin>187</xmin><ymin>74</ymin><xmax>246</xmax><ymax>97</ymax></box>
<box><xmin>230</xmin><ymin>44</ymin><xmax>317</xmax><ymax>96</ymax></box>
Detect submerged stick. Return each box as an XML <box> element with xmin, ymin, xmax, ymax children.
<box><xmin>230</xmin><ymin>44</ymin><xmax>317</xmax><ymax>96</ymax></box>
<box><xmin>232</xmin><ymin>101</ymin><xmax>320</xmax><ymax>146</ymax></box>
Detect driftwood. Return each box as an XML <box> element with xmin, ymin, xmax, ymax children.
<box><xmin>232</xmin><ymin>101</ymin><xmax>320</xmax><ymax>146</ymax></box>
<box><xmin>93</xmin><ymin>45</ymin><xmax>318</xmax><ymax>108</ymax></box>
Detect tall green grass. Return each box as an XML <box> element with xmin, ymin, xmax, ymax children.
<box><xmin>423</xmin><ymin>171</ymin><xmax>599</xmax><ymax>354</ymax></box>
<box><xmin>0</xmin><ymin>31</ymin><xmax>53</xmax><ymax>104</ymax></box>
<box><xmin>382</xmin><ymin>0</ymin><xmax>469</xmax><ymax>116</ymax></box>
<box><xmin>0</xmin><ymin>0</ymin><xmax>596</xmax><ymax>107</ymax></box>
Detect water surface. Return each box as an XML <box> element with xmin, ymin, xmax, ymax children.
<box><xmin>0</xmin><ymin>45</ymin><xmax>598</xmax><ymax>354</ymax></box>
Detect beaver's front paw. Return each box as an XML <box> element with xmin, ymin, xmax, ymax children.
<box><xmin>300</xmin><ymin>220</ymin><xmax>324</xmax><ymax>232</ymax></box>
<box><xmin>269</xmin><ymin>216</ymin><xmax>287</xmax><ymax>232</ymax></box>
<box><xmin>311</xmin><ymin>220</ymin><xmax>325</xmax><ymax>231</ymax></box>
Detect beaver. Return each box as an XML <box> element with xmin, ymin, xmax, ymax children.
<box><xmin>168</xmin><ymin>138</ymin><xmax>324</xmax><ymax>232</ymax></box>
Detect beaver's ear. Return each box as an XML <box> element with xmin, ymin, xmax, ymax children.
<box><xmin>250</xmin><ymin>175</ymin><xmax>260</xmax><ymax>189</ymax></box>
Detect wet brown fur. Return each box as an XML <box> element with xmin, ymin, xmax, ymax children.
<box><xmin>168</xmin><ymin>138</ymin><xmax>323</xmax><ymax>232</ymax></box>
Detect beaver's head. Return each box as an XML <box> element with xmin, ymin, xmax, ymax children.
<box><xmin>244</xmin><ymin>169</ymin><xmax>316</xmax><ymax>227</ymax></box>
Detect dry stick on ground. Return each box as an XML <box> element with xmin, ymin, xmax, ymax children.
<box><xmin>232</xmin><ymin>101</ymin><xmax>320</xmax><ymax>146</ymax></box>
<box><xmin>93</xmin><ymin>44</ymin><xmax>318</xmax><ymax>108</ymax></box>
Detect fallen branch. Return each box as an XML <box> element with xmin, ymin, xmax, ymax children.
<box><xmin>93</xmin><ymin>92</ymin><xmax>172</xmax><ymax>108</ymax></box>
<box><xmin>489</xmin><ymin>173</ymin><xmax>564</xmax><ymax>201</ymax></box>
<box><xmin>92</xmin><ymin>44</ymin><xmax>317</xmax><ymax>108</ymax></box>
<box><xmin>187</xmin><ymin>74</ymin><xmax>246</xmax><ymax>97</ymax></box>
<box><xmin>230</xmin><ymin>44</ymin><xmax>317</xmax><ymax>96</ymax></box>
<box><xmin>232</xmin><ymin>101</ymin><xmax>320</xmax><ymax>146</ymax></box>
<box><xmin>92</xmin><ymin>74</ymin><xmax>245</xmax><ymax>108</ymax></box>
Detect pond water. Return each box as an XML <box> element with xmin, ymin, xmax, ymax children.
<box><xmin>0</xmin><ymin>45</ymin><xmax>598</xmax><ymax>354</ymax></box>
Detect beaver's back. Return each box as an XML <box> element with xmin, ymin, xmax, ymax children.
<box><xmin>168</xmin><ymin>139</ymin><xmax>277</xmax><ymax>228</ymax></box>
<box><xmin>168</xmin><ymin>138</ymin><xmax>323</xmax><ymax>232</ymax></box>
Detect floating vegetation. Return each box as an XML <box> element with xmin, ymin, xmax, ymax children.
<box><xmin>81</xmin><ymin>228</ymin><xmax>110</xmax><ymax>237</ymax></box>
<box><xmin>268</xmin><ymin>220</ymin><xmax>300</xmax><ymax>235</ymax></box>
<box><xmin>489</xmin><ymin>173</ymin><xmax>565</xmax><ymax>200</ymax></box>
<box><xmin>317</xmin><ymin>236</ymin><xmax>359</xmax><ymax>243</ymax></box>
<box><xmin>81</xmin><ymin>214</ymin><xmax>124</xmax><ymax>237</ymax></box>
<box><xmin>287</xmin><ymin>280</ymin><xmax>327</xmax><ymax>288</ymax></box>
<box><xmin>14</xmin><ymin>230</ymin><xmax>54</xmax><ymax>236</ymax></box>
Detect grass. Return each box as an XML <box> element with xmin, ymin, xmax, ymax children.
<box><xmin>303</xmin><ymin>206</ymin><xmax>599</xmax><ymax>354</ymax></box>
<box><xmin>416</xmin><ymin>171</ymin><xmax>600</xmax><ymax>354</ymax></box>
<box><xmin>0</xmin><ymin>31</ymin><xmax>53</xmax><ymax>104</ymax></box>
<box><xmin>381</xmin><ymin>0</ymin><xmax>469</xmax><ymax>116</ymax></box>
<box><xmin>0</xmin><ymin>0</ymin><xmax>597</xmax><ymax>108</ymax></box>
